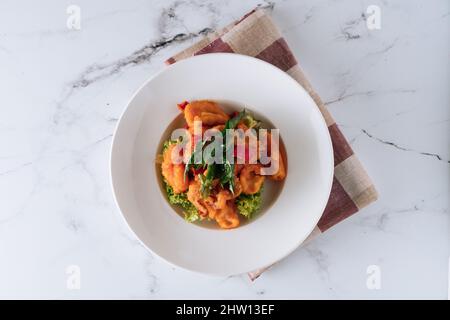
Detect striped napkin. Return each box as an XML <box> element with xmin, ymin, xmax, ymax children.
<box><xmin>166</xmin><ymin>8</ymin><xmax>378</xmax><ymax>280</ymax></box>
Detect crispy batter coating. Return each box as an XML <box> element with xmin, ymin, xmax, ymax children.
<box><xmin>240</xmin><ymin>164</ymin><xmax>265</xmax><ymax>195</ymax></box>
<box><xmin>269</xmin><ymin>149</ymin><xmax>286</xmax><ymax>181</ymax></box>
<box><xmin>258</xmin><ymin>131</ymin><xmax>286</xmax><ymax>181</ymax></box>
<box><xmin>161</xmin><ymin>144</ymin><xmax>189</xmax><ymax>193</ymax></box>
<box><xmin>184</xmin><ymin>100</ymin><xmax>230</xmax><ymax>127</ymax></box>
<box><xmin>186</xmin><ymin>181</ymin><xmax>240</xmax><ymax>229</ymax></box>
<box><xmin>214</xmin><ymin>202</ymin><xmax>240</xmax><ymax>229</ymax></box>
<box><xmin>186</xmin><ymin>180</ymin><xmax>209</xmax><ymax>216</ymax></box>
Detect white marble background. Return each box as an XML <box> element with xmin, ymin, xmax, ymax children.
<box><xmin>0</xmin><ymin>0</ymin><xmax>448</xmax><ymax>299</ymax></box>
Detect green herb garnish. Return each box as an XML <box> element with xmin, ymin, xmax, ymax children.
<box><xmin>199</xmin><ymin>163</ymin><xmax>217</xmax><ymax>198</ymax></box>
<box><xmin>184</xmin><ymin>110</ymin><xmax>248</xmax><ymax>196</ymax></box>
<box><xmin>184</xmin><ymin>139</ymin><xmax>207</xmax><ymax>181</ymax></box>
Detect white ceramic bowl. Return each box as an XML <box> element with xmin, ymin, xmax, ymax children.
<box><xmin>110</xmin><ymin>53</ymin><xmax>333</xmax><ymax>276</ymax></box>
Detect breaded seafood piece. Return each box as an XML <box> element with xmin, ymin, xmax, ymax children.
<box><xmin>184</xmin><ymin>100</ymin><xmax>230</xmax><ymax>127</ymax></box>
<box><xmin>161</xmin><ymin>144</ymin><xmax>189</xmax><ymax>193</ymax></box>
<box><xmin>240</xmin><ymin>164</ymin><xmax>265</xmax><ymax>195</ymax></box>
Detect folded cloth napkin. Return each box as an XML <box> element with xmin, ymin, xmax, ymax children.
<box><xmin>166</xmin><ymin>8</ymin><xmax>378</xmax><ymax>280</ymax></box>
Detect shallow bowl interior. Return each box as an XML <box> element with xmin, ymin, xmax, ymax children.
<box><xmin>110</xmin><ymin>53</ymin><xmax>334</xmax><ymax>276</ymax></box>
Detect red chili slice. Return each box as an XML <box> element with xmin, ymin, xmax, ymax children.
<box><xmin>234</xmin><ymin>145</ymin><xmax>251</xmax><ymax>163</ymax></box>
<box><xmin>177</xmin><ymin>101</ymin><xmax>189</xmax><ymax>111</ymax></box>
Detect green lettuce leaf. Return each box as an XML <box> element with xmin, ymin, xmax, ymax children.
<box><xmin>164</xmin><ymin>180</ymin><xmax>199</xmax><ymax>222</ymax></box>
<box><xmin>236</xmin><ymin>190</ymin><xmax>262</xmax><ymax>219</ymax></box>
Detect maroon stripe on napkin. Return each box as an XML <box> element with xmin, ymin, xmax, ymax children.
<box><xmin>328</xmin><ymin>123</ymin><xmax>354</xmax><ymax>165</ymax></box>
<box><xmin>194</xmin><ymin>38</ymin><xmax>234</xmax><ymax>55</ymax></box>
<box><xmin>166</xmin><ymin>57</ymin><xmax>176</xmax><ymax>65</ymax></box>
<box><xmin>317</xmin><ymin>177</ymin><xmax>359</xmax><ymax>232</ymax></box>
<box><xmin>255</xmin><ymin>38</ymin><xmax>297</xmax><ymax>72</ymax></box>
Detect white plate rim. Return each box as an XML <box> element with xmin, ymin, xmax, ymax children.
<box><xmin>109</xmin><ymin>53</ymin><xmax>334</xmax><ymax>276</ymax></box>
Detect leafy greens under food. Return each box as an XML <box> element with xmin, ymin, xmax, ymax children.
<box><xmin>164</xmin><ymin>180</ymin><xmax>199</xmax><ymax>222</ymax></box>
<box><xmin>236</xmin><ymin>190</ymin><xmax>262</xmax><ymax>219</ymax></box>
